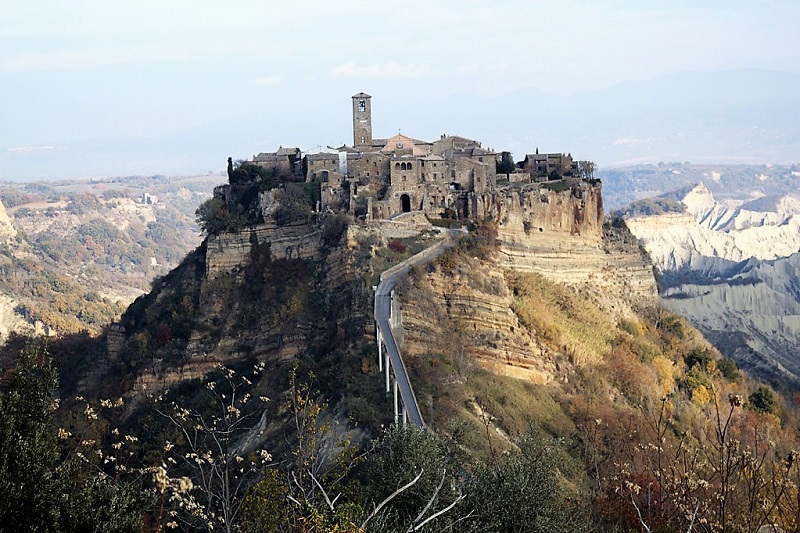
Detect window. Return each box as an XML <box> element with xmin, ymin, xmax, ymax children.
<box><xmin>361</xmin><ymin>136</ymin><xmax>366</xmax><ymax>144</ymax></box>
<box><xmin>358</xmin><ymin>100</ymin><xmax>365</xmax><ymax>112</ymax></box>
<box><xmin>396</xmin><ymin>143</ymin><xmax>403</xmax><ymax>149</ymax></box>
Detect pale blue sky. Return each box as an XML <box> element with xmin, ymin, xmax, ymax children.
<box><xmin>1</xmin><ymin>0</ymin><xmax>799</xmax><ymax>179</ymax></box>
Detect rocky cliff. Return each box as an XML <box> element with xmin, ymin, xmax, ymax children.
<box><xmin>625</xmin><ymin>183</ymin><xmax>800</xmax><ymax>389</ymax></box>
<box><xmin>73</xmin><ymin>178</ymin><xmax>661</xmax><ymax>431</ymax></box>
<box><xmin>626</xmin><ymin>183</ymin><xmax>800</xmax><ymax>272</ymax></box>
<box><xmin>397</xmin><ymin>182</ymin><xmax>658</xmax><ymax>394</ymax></box>
<box><xmin>205</xmin><ymin>221</ymin><xmax>323</xmax><ymax>276</ymax></box>
<box><xmin>0</xmin><ymin>200</ymin><xmax>16</xmax><ymax>244</ymax></box>
<box><xmin>477</xmin><ymin>181</ymin><xmax>656</xmax><ymax>313</ymax></box>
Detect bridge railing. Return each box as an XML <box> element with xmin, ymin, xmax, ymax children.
<box><xmin>374</xmin><ymin>228</ymin><xmax>466</xmax><ymax>428</ymax></box>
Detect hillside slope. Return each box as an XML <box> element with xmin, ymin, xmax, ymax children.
<box><xmin>0</xmin><ymin>175</ymin><xmax>223</xmax><ymax>336</ymax></box>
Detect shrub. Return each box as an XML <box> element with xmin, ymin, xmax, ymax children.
<box><xmin>685</xmin><ymin>347</ymin><xmax>713</xmax><ymax>372</ymax></box>
<box><xmin>718</xmin><ymin>357</ymin><xmax>740</xmax><ymax>381</ymax></box>
<box><xmin>749</xmin><ymin>386</ymin><xmax>777</xmax><ymax>415</ymax></box>
<box><xmin>273</xmin><ymin>187</ymin><xmax>312</xmax><ymax>226</ymax></box>
<box><xmin>321</xmin><ymin>213</ymin><xmax>349</xmax><ymax>247</ymax></box>
<box><xmin>195</xmin><ymin>197</ymin><xmax>229</xmax><ymax>235</ymax></box>
<box><xmin>388</xmin><ymin>239</ymin><xmax>407</xmax><ymax>254</ymax></box>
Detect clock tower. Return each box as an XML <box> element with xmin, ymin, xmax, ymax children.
<box><xmin>352</xmin><ymin>92</ymin><xmax>372</xmax><ymax>149</ymax></box>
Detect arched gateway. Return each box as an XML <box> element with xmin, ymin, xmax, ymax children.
<box><xmin>400</xmin><ymin>194</ymin><xmax>411</xmax><ymax>213</ymax></box>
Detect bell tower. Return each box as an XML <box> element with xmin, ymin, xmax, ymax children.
<box><xmin>352</xmin><ymin>92</ymin><xmax>372</xmax><ymax>149</ymax></box>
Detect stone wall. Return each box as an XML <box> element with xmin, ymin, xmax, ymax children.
<box><xmin>205</xmin><ymin>221</ymin><xmax>323</xmax><ymax>277</ymax></box>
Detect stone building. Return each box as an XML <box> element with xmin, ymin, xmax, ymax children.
<box><xmin>523</xmin><ymin>151</ymin><xmax>577</xmax><ymax>181</ymax></box>
<box><xmin>253</xmin><ymin>146</ymin><xmax>302</xmax><ymax>178</ymax></box>
<box><xmin>337</xmin><ymin>93</ymin><xmax>502</xmax><ymax>219</ymax></box>
<box><xmin>236</xmin><ymin>92</ymin><xmax>585</xmax><ymax>222</ymax></box>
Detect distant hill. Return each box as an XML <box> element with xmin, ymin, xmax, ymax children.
<box><xmin>0</xmin><ymin>174</ymin><xmax>224</xmax><ymax>336</ymax></box>
<box><xmin>601</xmin><ymin>162</ymin><xmax>800</xmax><ymax>210</ymax></box>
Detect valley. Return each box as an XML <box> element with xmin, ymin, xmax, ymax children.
<box><xmin>0</xmin><ymin>174</ymin><xmax>225</xmax><ymax>337</ymax></box>
<box><xmin>613</xmin><ymin>164</ymin><xmax>800</xmax><ymax>390</ymax></box>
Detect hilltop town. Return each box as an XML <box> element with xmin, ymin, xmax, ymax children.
<box><xmin>214</xmin><ymin>93</ymin><xmax>596</xmax><ymax>225</ymax></box>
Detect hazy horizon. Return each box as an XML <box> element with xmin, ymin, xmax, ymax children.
<box><xmin>2</xmin><ymin>1</ymin><xmax>799</xmax><ymax>181</ymax></box>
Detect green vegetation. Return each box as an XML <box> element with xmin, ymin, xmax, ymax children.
<box><xmin>397</xmin><ymin>239</ymin><xmax>800</xmax><ymax>531</ymax></box>
<box><xmin>7</xmin><ymin>165</ymin><xmax>800</xmax><ymax>530</ymax></box>
<box><xmin>0</xmin><ymin>342</ymin><xmax>148</xmax><ymax>532</ymax></box>
<box><xmin>617</xmin><ymin>195</ymin><xmax>687</xmax><ymax>217</ymax></box>
<box><xmin>540</xmin><ymin>179</ymin><xmax>571</xmax><ymax>192</ymax></box>
<box><xmin>495</xmin><ymin>151</ymin><xmax>516</xmax><ymax>174</ymax></box>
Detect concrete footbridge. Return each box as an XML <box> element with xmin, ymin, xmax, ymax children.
<box><xmin>374</xmin><ymin>227</ymin><xmax>464</xmax><ymax>428</ymax></box>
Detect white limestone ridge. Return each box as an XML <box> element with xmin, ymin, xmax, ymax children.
<box><xmin>0</xmin><ymin>199</ymin><xmax>16</xmax><ymax>243</ymax></box>
<box><xmin>661</xmin><ymin>252</ymin><xmax>800</xmax><ymax>386</ymax></box>
<box><xmin>625</xmin><ymin>183</ymin><xmax>800</xmax><ymax>386</ymax></box>
<box><xmin>626</xmin><ymin>183</ymin><xmax>800</xmax><ymax>272</ymax></box>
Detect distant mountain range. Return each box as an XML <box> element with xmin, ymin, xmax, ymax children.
<box><xmin>2</xmin><ymin>69</ymin><xmax>798</xmax><ymax>181</ymax></box>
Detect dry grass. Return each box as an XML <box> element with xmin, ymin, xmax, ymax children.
<box><xmin>506</xmin><ymin>271</ymin><xmax>617</xmax><ymax>366</ymax></box>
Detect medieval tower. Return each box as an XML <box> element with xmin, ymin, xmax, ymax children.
<box><xmin>352</xmin><ymin>92</ymin><xmax>372</xmax><ymax>149</ymax></box>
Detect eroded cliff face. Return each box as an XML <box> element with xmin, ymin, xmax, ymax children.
<box><xmin>0</xmin><ymin>200</ymin><xmax>16</xmax><ymax>244</ymax></box>
<box><xmin>398</xmin><ymin>183</ymin><xmax>658</xmax><ymax>387</ymax></box>
<box><xmin>109</xmin><ymin>219</ymin><xmax>437</xmax><ymax>397</ymax></box>
<box><xmin>399</xmin><ymin>255</ymin><xmax>555</xmax><ymax>385</ymax></box>
<box><xmin>474</xmin><ymin>181</ymin><xmax>603</xmax><ymax>239</ymax></box>
<box><xmin>476</xmin><ymin>183</ymin><xmax>657</xmax><ymax>312</ymax></box>
<box><xmin>624</xmin><ymin>183</ymin><xmax>800</xmax><ymax>388</ymax></box>
<box><xmin>205</xmin><ymin>222</ymin><xmax>324</xmax><ymax>276</ymax></box>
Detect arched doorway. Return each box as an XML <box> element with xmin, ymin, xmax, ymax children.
<box><xmin>401</xmin><ymin>194</ymin><xmax>411</xmax><ymax>213</ymax></box>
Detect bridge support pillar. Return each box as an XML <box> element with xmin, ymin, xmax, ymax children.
<box><xmin>385</xmin><ymin>353</ymin><xmax>390</xmax><ymax>393</ymax></box>
<box><xmin>393</xmin><ymin>378</ymin><xmax>399</xmax><ymax>424</ymax></box>
<box><xmin>377</xmin><ymin>325</ymin><xmax>383</xmax><ymax>372</ymax></box>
